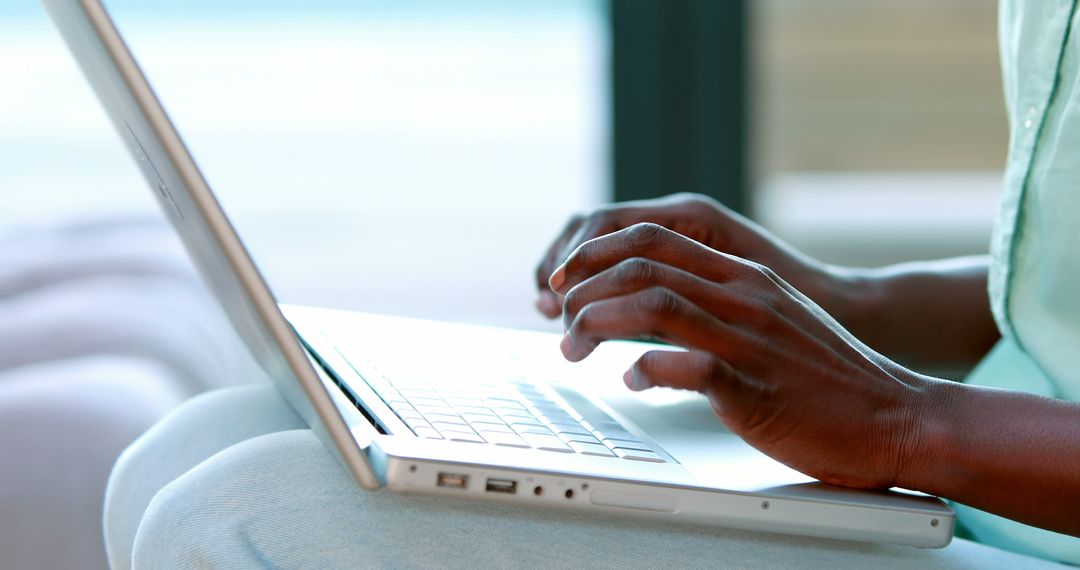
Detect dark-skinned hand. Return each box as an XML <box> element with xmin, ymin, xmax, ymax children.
<box><xmin>535</xmin><ymin>193</ymin><xmax>835</xmax><ymax>319</ymax></box>
<box><xmin>548</xmin><ymin>222</ymin><xmax>939</xmax><ymax>490</ymax></box>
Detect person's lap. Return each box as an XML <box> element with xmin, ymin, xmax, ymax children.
<box><xmin>108</xmin><ymin>384</ymin><xmax>1068</xmax><ymax>569</ymax></box>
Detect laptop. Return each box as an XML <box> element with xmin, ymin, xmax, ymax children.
<box><xmin>43</xmin><ymin>0</ymin><xmax>955</xmax><ymax>548</ymax></box>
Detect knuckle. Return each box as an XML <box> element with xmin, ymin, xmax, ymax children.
<box><xmin>570</xmin><ymin>239</ymin><xmax>596</xmax><ymax>268</ymax></box>
<box><xmin>748</xmin><ymin>260</ymin><xmax>777</xmax><ymax>282</ymax></box>
<box><xmin>614</xmin><ymin>257</ymin><xmax>657</xmax><ymax>285</ymax></box>
<box><xmin>570</xmin><ymin>303</ymin><xmax>596</xmax><ymax>334</ymax></box>
<box><xmin>638</xmin><ymin>286</ymin><xmax>683</xmax><ymax>318</ymax></box>
<box><xmin>562</xmin><ymin>286</ymin><xmax>585</xmax><ymax>315</ymax></box>
<box><xmin>731</xmin><ymin>258</ymin><xmax>771</xmax><ymax>284</ymax></box>
<box><xmin>625</xmin><ymin>222</ymin><xmax>665</xmax><ymax>246</ymax></box>
<box><xmin>674</xmin><ymin>193</ymin><xmax>721</xmax><ymax>216</ymax></box>
<box><xmin>701</xmin><ymin>355</ymin><xmax>728</xmax><ymax>382</ymax></box>
<box><xmin>743</xmin><ymin>305</ymin><xmax>776</xmax><ymax>332</ymax></box>
<box><xmin>678</xmin><ymin>193</ymin><xmax>710</xmax><ymax>208</ymax></box>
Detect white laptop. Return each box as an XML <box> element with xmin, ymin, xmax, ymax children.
<box><xmin>43</xmin><ymin>0</ymin><xmax>955</xmax><ymax>548</ymax></box>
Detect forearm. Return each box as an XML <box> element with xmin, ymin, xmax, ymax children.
<box><xmin>824</xmin><ymin>256</ymin><xmax>1000</xmax><ymax>371</ymax></box>
<box><xmin>903</xmin><ymin>379</ymin><xmax>1080</xmax><ymax>537</ymax></box>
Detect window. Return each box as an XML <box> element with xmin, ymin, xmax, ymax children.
<box><xmin>4</xmin><ymin>1</ymin><xmax>605</xmax><ymax>328</ymax></box>
<box><xmin>753</xmin><ymin>1</ymin><xmax>1005</xmax><ymax>266</ymax></box>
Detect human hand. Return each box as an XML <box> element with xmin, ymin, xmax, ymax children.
<box><xmin>549</xmin><ymin>222</ymin><xmax>936</xmax><ymax>489</ymax></box>
<box><xmin>535</xmin><ymin>193</ymin><xmax>836</xmax><ymax>319</ymax></box>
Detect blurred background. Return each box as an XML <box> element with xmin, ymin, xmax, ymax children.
<box><xmin>0</xmin><ymin>2</ymin><xmax>1006</xmax><ymax>568</ymax></box>
<box><xmin>1</xmin><ymin>0</ymin><xmax>1006</xmax><ymax>330</ymax></box>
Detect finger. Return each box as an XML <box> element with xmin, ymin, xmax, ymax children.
<box><xmin>561</xmin><ymin>286</ymin><xmax>749</xmax><ymax>362</ymax></box>
<box><xmin>627</xmin><ymin>350</ymin><xmax>749</xmax><ymax>423</ymax></box>
<box><xmin>542</xmin><ymin>207</ymin><xmax>656</xmax><ymax>295</ymax></box>
<box><xmin>625</xmin><ymin>349</ymin><xmax>736</xmax><ymax>395</ymax></box>
<box><xmin>549</xmin><ymin>223</ymin><xmax>745</xmax><ymax>295</ymax></box>
<box><xmin>560</xmin><ymin>256</ymin><xmax>757</xmax><ymax>332</ymax></box>
<box><xmin>535</xmin><ymin>214</ymin><xmax>585</xmax><ymax>317</ymax></box>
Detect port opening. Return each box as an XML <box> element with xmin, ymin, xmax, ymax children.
<box><xmin>485</xmin><ymin>478</ymin><xmax>518</xmax><ymax>494</ymax></box>
<box><xmin>436</xmin><ymin>472</ymin><xmax>469</xmax><ymax>489</ymax></box>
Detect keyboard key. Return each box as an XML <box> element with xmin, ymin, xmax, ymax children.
<box><xmin>408</xmin><ymin>397</ymin><xmax>447</xmax><ymax>408</ymax></box>
<box><xmin>495</xmin><ymin>404</ymin><xmax>532</xmax><ymax>415</ymax></box>
<box><xmin>513</xmin><ymin>425</ymin><xmax>555</xmax><ymax>437</ymax></box>
<box><xmin>495</xmin><ymin>409</ymin><xmax>535</xmax><ymax>421</ymax></box>
<box><xmin>455</xmin><ymin>405</ymin><xmax>496</xmax><ymax>416</ymax></box>
<box><xmin>520</xmin><ymin>433</ymin><xmax>571</xmax><ymax>452</ymax></box>
<box><xmin>446</xmin><ymin>397</ymin><xmax>485</xmax><ymax>408</ymax></box>
<box><xmin>613</xmin><ymin>448</ymin><xmax>665</xmax><ymax>462</ymax></box>
<box><xmin>425</xmin><ymin>413</ymin><xmax>467</xmax><ymax>425</ymax></box>
<box><xmin>594</xmin><ymin>429</ymin><xmax>638</xmax><ymax>442</ymax></box>
<box><xmin>602</xmin><ymin>438</ymin><xmax>651</xmax><ymax>451</ymax></box>
<box><xmin>486</xmin><ymin>398</ymin><xmax>527</xmax><ymax>410</ymax></box>
<box><xmin>568</xmin><ymin>441</ymin><xmax>616</xmax><ymax>457</ymax></box>
<box><xmin>512</xmin><ymin>383</ymin><xmax>542</xmax><ymax>394</ymax></box>
<box><xmin>470</xmin><ymin>421</ymin><xmax>513</xmax><ymax>433</ymax></box>
<box><xmin>414</xmin><ymin>403</ymin><xmax>454</xmax><ymax>414</ymax></box>
<box><xmin>550</xmin><ymin>423</ymin><xmax>592</xmax><ymax>437</ymax></box>
<box><xmin>382</xmin><ymin>396</ymin><xmax>411</xmax><ymax>407</ymax></box>
<box><xmin>443</xmin><ymin>431</ymin><xmax>486</xmax><ymax>444</ymax></box>
<box><xmin>481</xmin><ymin>432</ymin><xmax>530</xmax><ymax>448</ymax></box>
<box><xmin>586</xmin><ymin>420</ymin><xmax>626</xmax><ymax>433</ymax></box>
<box><xmin>399</xmin><ymin>389</ymin><xmax>440</xmax><ymax>400</ymax></box>
<box><xmin>432</xmin><ymin>421</ymin><xmax>474</xmax><ymax>433</ymax></box>
<box><xmin>389</xmin><ymin>379</ymin><xmax>428</xmax><ymax>389</ymax></box>
<box><xmin>536</xmin><ymin>411</ymin><xmax>577</xmax><ymax>425</ymax></box>
<box><xmin>405</xmin><ymin>418</ymin><xmax>434</xmax><ymax>431</ymax></box>
<box><xmin>412</xmin><ymin>426</ymin><xmax>443</xmax><ymax>439</ymax></box>
<box><xmin>558</xmin><ymin>433</ymin><xmax>603</xmax><ymax>446</ymax></box>
<box><xmin>433</xmin><ymin>387</ymin><xmax>484</xmax><ymax>398</ymax></box>
<box><xmin>394</xmin><ymin>407</ymin><xmax>425</xmax><ymax>421</ymax></box>
<box><xmin>360</xmin><ymin>357</ymin><xmax>675</xmax><ymax>461</ymax></box>
<box><xmin>503</xmin><ymin>416</ymin><xmax>540</xmax><ymax>425</ymax></box>
<box><xmin>526</xmin><ymin>400</ymin><xmax>558</xmax><ymax>411</ymax></box>
<box><xmin>460</xmin><ymin>412</ymin><xmax>500</xmax><ymax>423</ymax></box>
<box><xmin>530</xmin><ymin>403</ymin><xmax>566</xmax><ymax>416</ymax></box>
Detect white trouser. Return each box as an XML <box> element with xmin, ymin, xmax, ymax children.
<box><xmin>106</xmin><ymin>383</ymin><xmax>1067</xmax><ymax>570</ymax></box>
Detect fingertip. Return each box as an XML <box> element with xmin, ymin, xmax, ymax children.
<box><xmin>548</xmin><ymin>264</ymin><xmax>566</xmax><ymax>292</ymax></box>
<box><xmin>623</xmin><ymin>369</ymin><xmax>638</xmax><ymax>390</ymax></box>
<box><xmin>625</xmin><ymin>366</ymin><xmax>651</xmax><ymax>391</ymax></box>
<box><xmin>536</xmin><ymin>294</ymin><xmax>560</xmax><ymax>317</ymax></box>
<box><xmin>559</xmin><ymin>333</ymin><xmax>573</xmax><ymax>359</ymax></box>
<box><xmin>559</xmin><ymin>333</ymin><xmax>591</xmax><ymax>362</ymax></box>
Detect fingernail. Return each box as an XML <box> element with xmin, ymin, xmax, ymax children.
<box><xmin>623</xmin><ymin>369</ymin><xmax>635</xmax><ymax>390</ymax></box>
<box><xmin>548</xmin><ymin>265</ymin><xmax>566</xmax><ymax>292</ymax></box>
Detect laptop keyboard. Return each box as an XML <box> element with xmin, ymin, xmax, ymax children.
<box><xmin>360</xmin><ymin>367</ymin><xmax>667</xmax><ymax>463</ymax></box>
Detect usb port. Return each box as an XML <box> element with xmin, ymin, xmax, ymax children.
<box><xmin>485</xmin><ymin>478</ymin><xmax>518</xmax><ymax>494</ymax></box>
<box><xmin>436</xmin><ymin>472</ymin><xmax>469</xmax><ymax>489</ymax></box>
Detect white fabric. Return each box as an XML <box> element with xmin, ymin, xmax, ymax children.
<box><xmin>0</xmin><ymin>216</ymin><xmax>266</xmax><ymax>570</ymax></box>
<box><xmin>108</xmin><ymin>384</ymin><xmax>1068</xmax><ymax>570</ymax></box>
<box><xmin>0</xmin><ymin>357</ymin><xmax>183</xmax><ymax>570</ymax></box>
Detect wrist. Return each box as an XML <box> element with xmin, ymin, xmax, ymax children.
<box><xmin>895</xmin><ymin>376</ymin><xmax>965</xmax><ymax>494</ymax></box>
<box><xmin>804</xmin><ymin>263</ymin><xmax>882</xmax><ymax>332</ymax></box>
